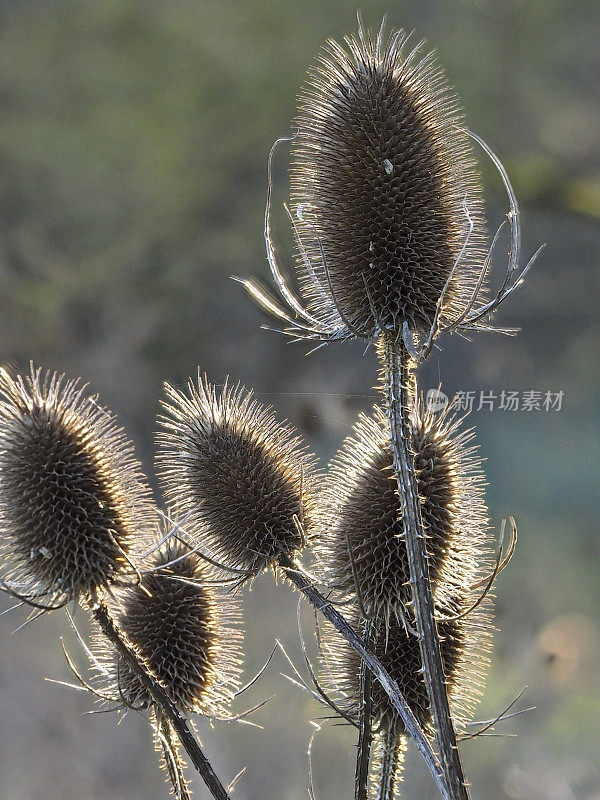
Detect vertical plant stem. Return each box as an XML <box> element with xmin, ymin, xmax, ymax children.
<box><xmin>376</xmin><ymin>724</ymin><xmax>402</xmax><ymax>800</ymax></box>
<box><xmin>279</xmin><ymin>556</ymin><xmax>450</xmax><ymax>800</ymax></box>
<box><xmin>92</xmin><ymin>602</ymin><xmax>232</xmax><ymax>800</ymax></box>
<box><xmin>156</xmin><ymin>712</ymin><xmax>193</xmax><ymax>800</ymax></box>
<box><xmin>381</xmin><ymin>332</ymin><xmax>469</xmax><ymax>800</ymax></box>
<box><xmin>355</xmin><ymin>618</ymin><xmax>374</xmax><ymax>800</ymax></box>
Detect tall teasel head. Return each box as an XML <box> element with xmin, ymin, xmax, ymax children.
<box><xmin>238</xmin><ymin>21</ymin><xmax>541</xmax><ymax>350</ymax></box>
<box><xmin>156</xmin><ymin>377</ymin><xmax>319</xmax><ymax>577</ymax></box>
<box><xmin>289</xmin><ymin>24</ymin><xmax>487</xmax><ymax>339</ymax></box>
<box><xmin>93</xmin><ymin>529</ymin><xmax>243</xmax><ymax>717</ymax></box>
<box><xmin>235</xmin><ymin>21</ymin><xmax>512</xmax><ymax>351</ymax></box>
<box><xmin>317</xmin><ymin>401</ymin><xmax>493</xmax><ymax>730</ymax></box>
<box><xmin>0</xmin><ymin>365</ymin><xmax>154</xmax><ymax>607</ymax></box>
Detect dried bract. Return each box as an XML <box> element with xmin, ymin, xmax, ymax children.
<box><xmin>157</xmin><ymin>377</ymin><xmax>319</xmax><ymax>576</ymax></box>
<box><xmin>0</xmin><ymin>365</ymin><xmax>154</xmax><ymax>607</ymax></box>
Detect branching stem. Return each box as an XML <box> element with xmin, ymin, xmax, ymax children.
<box><xmin>279</xmin><ymin>556</ymin><xmax>449</xmax><ymax>800</ymax></box>
<box><xmin>92</xmin><ymin>602</ymin><xmax>231</xmax><ymax>800</ymax></box>
<box><xmin>380</xmin><ymin>332</ymin><xmax>469</xmax><ymax>800</ymax></box>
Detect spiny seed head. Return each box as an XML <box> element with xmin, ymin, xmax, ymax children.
<box><xmin>317</xmin><ymin>402</ymin><xmax>493</xmax><ymax>731</ymax></box>
<box><xmin>0</xmin><ymin>365</ymin><xmax>154</xmax><ymax>604</ymax></box>
<box><xmin>323</xmin><ymin>595</ymin><xmax>491</xmax><ymax>734</ymax></box>
<box><xmin>157</xmin><ymin>377</ymin><xmax>319</xmax><ymax>576</ymax></box>
<box><xmin>96</xmin><ymin>533</ymin><xmax>243</xmax><ymax>716</ymax></box>
<box><xmin>290</xmin><ymin>23</ymin><xmax>486</xmax><ymax>337</ymax></box>
<box><xmin>316</xmin><ymin>402</ymin><xmax>490</xmax><ymax>619</ymax></box>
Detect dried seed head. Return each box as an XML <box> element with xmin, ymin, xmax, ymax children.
<box><xmin>0</xmin><ymin>365</ymin><xmax>154</xmax><ymax>605</ymax></box>
<box><xmin>317</xmin><ymin>403</ymin><xmax>489</xmax><ymax>618</ymax></box>
<box><xmin>157</xmin><ymin>377</ymin><xmax>319</xmax><ymax>576</ymax></box>
<box><xmin>290</xmin><ymin>23</ymin><xmax>486</xmax><ymax>337</ymax></box>
<box><xmin>317</xmin><ymin>402</ymin><xmax>492</xmax><ymax>731</ymax></box>
<box><xmin>96</xmin><ymin>534</ymin><xmax>243</xmax><ymax>716</ymax></box>
<box><xmin>325</xmin><ymin>600</ymin><xmax>491</xmax><ymax>734</ymax></box>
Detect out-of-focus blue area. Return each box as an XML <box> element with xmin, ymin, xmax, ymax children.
<box><xmin>0</xmin><ymin>2</ymin><xmax>598</xmax><ymax>799</ymax></box>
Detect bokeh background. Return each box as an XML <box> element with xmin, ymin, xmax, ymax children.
<box><xmin>0</xmin><ymin>1</ymin><xmax>598</xmax><ymax>798</ymax></box>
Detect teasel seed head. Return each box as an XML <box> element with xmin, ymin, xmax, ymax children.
<box><xmin>289</xmin><ymin>23</ymin><xmax>486</xmax><ymax>339</ymax></box>
<box><xmin>157</xmin><ymin>376</ymin><xmax>319</xmax><ymax>577</ymax></box>
<box><xmin>317</xmin><ymin>402</ymin><xmax>489</xmax><ymax>620</ymax></box>
<box><xmin>322</xmin><ymin>586</ymin><xmax>492</xmax><ymax>737</ymax></box>
<box><xmin>96</xmin><ymin>530</ymin><xmax>243</xmax><ymax>717</ymax></box>
<box><xmin>0</xmin><ymin>365</ymin><xmax>154</xmax><ymax>606</ymax></box>
<box><xmin>317</xmin><ymin>401</ymin><xmax>493</xmax><ymax>732</ymax></box>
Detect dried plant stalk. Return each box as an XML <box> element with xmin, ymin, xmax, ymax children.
<box><xmin>157</xmin><ymin>374</ymin><xmax>449</xmax><ymax>798</ymax></box>
<box><xmin>381</xmin><ymin>334</ymin><xmax>468</xmax><ymax>799</ymax></box>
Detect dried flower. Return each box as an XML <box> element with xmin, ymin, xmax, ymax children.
<box><xmin>237</xmin><ymin>22</ymin><xmax>540</xmax><ymax>355</ymax></box>
<box><xmin>289</xmin><ymin>24</ymin><xmax>486</xmax><ymax>339</ymax></box>
<box><xmin>317</xmin><ymin>402</ymin><xmax>490</xmax><ymax>622</ymax></box>
<box><xmin>157</xmin><ymin>377</ymin><xmax>319</xmax><ymax>576</ymax></box>
<box><xmin>317</xmin><ymin>401</ymin><xmax>493</xmax><ymax>791</ymax></box>
<box><xmin>0</xmin><ymin>365</ymin><xmax>154</xmax><ymax>607</ymax></box>
<box><xmin>80</xmin><ymin>528</ymin><xmax>244</xmax><ymax>800</ymax></box>
<box><xmin>95</xmin><ymin>534</ymin><xmax>243</xmax><ymax>717</ymax></box>
<box><xmin>324</xmin><ymin>596</ymin><xmax>491</xmax><ymax>734</ymax></box>
<box><xmin>322</xmin><ymin>573</ymin><xmax>491</xmax><ymax>799</ymax></box>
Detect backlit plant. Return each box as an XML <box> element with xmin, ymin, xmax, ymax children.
<box><xmin>0</xmin><ymin>19</ymin><xmax>540</xmax><ymax>800</ymax></box>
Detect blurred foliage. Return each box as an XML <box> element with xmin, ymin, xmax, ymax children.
<box><xmin>0</xmin><ymin>1</ymin><xmax>598</xmax><ymax>799</ymax></box>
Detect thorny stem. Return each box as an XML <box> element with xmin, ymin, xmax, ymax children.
<box><xmin>279</xmin><ymin>555</ymin><xmax>450</xmax><ymax>800</ymax></box>
<box><xmin>381</xmin><ymin>332</ymin><xmax>470</xmax><ymax>800</ymax></box>
<box><xmin>377</xmin><ymin>724</ymin><xmax>401</xmax><ymax>800</ymax></box>
<box><xmin>92</xmin><ymin>602</ymin><xmax>231</xmax><ymax>800</ymax></box>
<box><xmin>355</xmin><ymin>618</ymin><xmax>374</xmax><ymax>800</ymax></box>
<box><xmin>156</xmin><ymin>712</ymin><xmax>193</xmax><ymax>800</ymax></box>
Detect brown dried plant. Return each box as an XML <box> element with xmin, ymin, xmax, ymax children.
<box><xmin>0</xmin><ymin>17</ymin><xmax>540</xmax><ymax>800</ymax></box>
<box><xmin>317</xmin><ymin>404</ymin><xmax>493</xmax><ymax>799</ymax></box>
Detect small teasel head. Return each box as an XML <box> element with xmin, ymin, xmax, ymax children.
<box><xmin>156</xmin><ymin>376</ymin><xmax>319</xmax><ymax>577</ymax></box>
<box><xmin>316</xmin><ymin>401</ymin><xmax>490</xmax><ymax>621</ymax></box>
<box><xmin>289</xmin><ymin>21</ymin><xmax>487</xmax><ymax>339</ymax></box>
<box><xmin>0</xmin><ymin>365</ymin><xmax>154</xmax><ymax>607</ymax></box>
<box><xmin>95</xmin><ymin>530</ymin><xmax>243</xmax><ymax>717</ymax></box>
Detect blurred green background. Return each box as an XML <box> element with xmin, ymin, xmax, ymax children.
<box><xmin>0</xmin><ymin>1</ymin><xmax>598</xmax><ymax>798</ymax></box>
